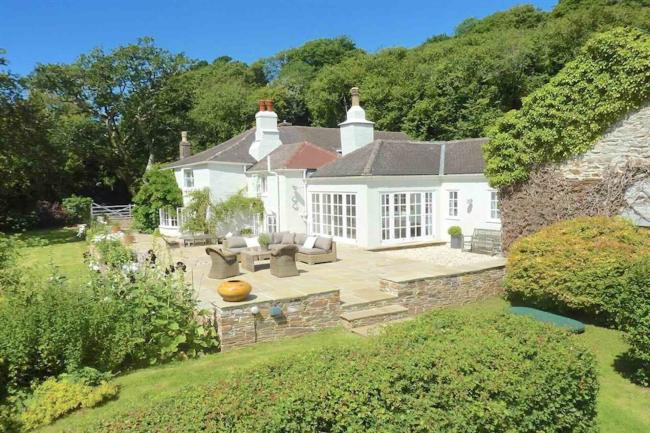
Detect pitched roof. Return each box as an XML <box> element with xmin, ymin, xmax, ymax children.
<box><xmin>166</xmin><ymin>125</ymin><xmax>409</xmax><ymax>168</ymax></box>
<box><xmin>310</xmin><ymin>137</ymin><xmax>489</xmax><ymax>178</ymax></box>
<box><xmin>248</xmin><ymin>141</ymin><xmax>338</xmax><ymax>171</ymax></box>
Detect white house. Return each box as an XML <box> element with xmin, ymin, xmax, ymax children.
<box><xmin>161</xmin><ymin>90</ymin><xmax>501</xmax><ymax>248</ymax></box>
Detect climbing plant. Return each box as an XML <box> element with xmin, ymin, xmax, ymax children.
<box><xmin>181</xmin><ymin>188</ymin><xmax>212</xmax><ymax>234</ymax></box>
<box><xmin>210</xmin><ymin>191</ymin><xmax>264</xmax><ymax>235</ymax></box>
<box><xmin>133</xmin><ymin>165</ymin><xmax>183</xmax><ymax>233</ymax></box>
<box><xmin>484</xmin><ymin>27</ymin><xmax>650</xmax><ymax>188</ymax></box>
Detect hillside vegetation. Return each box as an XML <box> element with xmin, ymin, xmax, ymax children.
<box><xmin>1</xmin><ymin>0</ymin><xmax>649</xmax><ymax>227</ymax></box>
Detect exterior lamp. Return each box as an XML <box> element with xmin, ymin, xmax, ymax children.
<box><xmin>250</xmin><ymin>305</ymin><xmax>260</xmax><ymax>315</ymax></box>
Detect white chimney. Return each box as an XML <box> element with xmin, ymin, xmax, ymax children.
<box><xmin>339</xmin><ymin>87</ymin><xmax>374</xmax><ymax>156</ymax></box>
<box><xmin>249</xmin><ymin>100</ymin><xmax>282</xmax><ymax>161</ymax></box>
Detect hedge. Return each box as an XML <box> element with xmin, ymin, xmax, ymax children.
<box><xmin>93</xmin><ymin>310</ymin><xmax>598</xmax><ymax>433</ymax></box>
<box><xmin>484</xmin><ymin>27</ymin><xmax>650</xmax><ymax>188</ymax></box>
<box><xmin>505</xmin><ymin>216</ymin><xmax>650</xmax><ymax>323</ymax></box>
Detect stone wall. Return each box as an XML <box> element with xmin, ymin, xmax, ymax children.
<box><xmin>379</xmin><ymin>266</ymin><xmax>505</xmax><ymax>315</ymax></box>
<box><xmin>560</xmin><ymin>105</ymin><xmax>650</xmax><ymax>181</ymax></box>
<box><xmin>501</xmin><ymin>105</ymin><xmax>650</xmax><ymax>248</ymax></box>
<box><xmin>216</xmin><ymin>290</ymin><xmax>341</xmax><ymax>351</ymax></box>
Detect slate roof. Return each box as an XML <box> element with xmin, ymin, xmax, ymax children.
<box><xmin>310</xmin><ymin>138</ymin><xmax>489</xmax><ymax>178</ymax></box>
<box><xmin>248</xmin><ymin>141</ymin><xmax>338</xmax><ymax>172</ymax></box>
<box><xmin>166</xmin><ymin>125</ymin><xmax>409</xmax><ymax>168</ymax></box>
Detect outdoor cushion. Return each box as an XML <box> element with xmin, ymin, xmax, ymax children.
<box><xmin>298</xmin><ymin>247</ymin><xmax>327</xmax><ymax>255</ymax></box>
<box><xmin>225</xmin><ymin>246</ymin><xmax>247</xmax><ymax>254</ymax></box>
<box><xmin>281</xmin><ymin>232</ymin><xmax>295</xmax><ymax>244</ymax></box>
<box><xmin>314</xmin><ymin>236</ymin><xmax>332</xmax><ymax>251</ymax></box>
<box><xmin>244</xmin><ymin>237</ymin><xmax>260</xmax><ymax>248</ymax></box>
<box><xmin>272</xmin><ymin>231</ymin><xmax>288</xmax><ymax>244</ymax></box>
<box><xmin>303</xmin><ymin>235</ymin><xmax>317</xmax><ymax>249</ymax></box>
<box><xmin>294</xmin><ymin>233</ymin><xmax>307</xmax><ymax>245</ymax></box>
<box><xmin>226</xmin><ymin>236</ymin><xmax>246</xmax><ymax>248</ymax></box>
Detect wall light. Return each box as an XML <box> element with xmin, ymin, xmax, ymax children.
<box><xmin>250</xmin><ymin>305</ymin><xmax>260</xmax><ymax>315</ymax></box>
<box><xmin>270</xmin><ymin>305</ymin><xmax>283</xmax><ymax>317</ymax></box>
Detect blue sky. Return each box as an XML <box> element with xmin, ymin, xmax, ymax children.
<box><xmin>1</xmin><ymin>0</ymin><xmax>557</xmax><ymax>76</ymax></box>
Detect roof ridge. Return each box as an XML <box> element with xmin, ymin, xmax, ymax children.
<box><xmin>363</xmin><ymin>140</ymin><xmax>383</xmax><ymax>176</ymax></box>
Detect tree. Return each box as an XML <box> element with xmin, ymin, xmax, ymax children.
<box><xmin>132</xmin><ymin>165</ymin><xmax>182</xmax><ymax>233</ymax></box>
<box><xmin>30</xmin><ymin>38</ymin><xmax>192</xmax><ymax>195</ymax></box>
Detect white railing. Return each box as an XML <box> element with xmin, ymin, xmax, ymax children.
<box><xmin>158</xmin><ymin>207</ymin><xmax>262</xmax><ymax>235</ymax></box>
<box><xmin>91</xmin><ymin>203</ymin><xmax>133</xmax><ymax>219</ymax></box>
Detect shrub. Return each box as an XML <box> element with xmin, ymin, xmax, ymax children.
<box><xmin>62</xmin><ymin>195</ymin><xmax>93</xmax><ymax>224</ymax></box>
<box><xmin>447</xmin><ymin>225</ymin><xmax>462</xmax><ymax>236</ymax></box>
<box><xmin>132</xmin><ymin>165</ymin><xmax>183</xmax><ymax>233</ymax></box>
<box><xmin>617</xmin><ymin>257</ymin><xmax>650</xmax><ymax>386</ymax></box>
<box><xmin>484</xmin><ymin>28</ymin><xmax>650</xmax><ymax>188</ymax></box>
<box><xmin>19</xmin><ymin>371</ymin><xmax>118</xmax><ymax>430</ymax></box>
<box><xmin>0</xmin><ymin>261</ymin><xmax>218</xmax><ymax>395</ymax></box>
<box><xmin>94</xmin><ymin>239</ymin><xmax>134</xmax><ymax>268</ymax></box>
<box><xmin>94</xmin><ymin>310</ymin><xmax>598</xmax><ymax>433</ymax></box>
<box><xmin>505</xmin><ymin>216</ymin><xmax>650</xmax><ymax>323</ymax></box>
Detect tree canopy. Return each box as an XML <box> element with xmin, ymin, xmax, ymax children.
<box><xmin>1</xmin><ymin>0</ymin><xmax>649</xmax><ymax>229</ymax></box>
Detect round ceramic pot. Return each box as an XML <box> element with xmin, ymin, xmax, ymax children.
<box><xmin>122</xmin><ymin>234</ymin><xmax>135</xmax><ymax>245</ymax></box>
<box><xmin>217</xmin><ymin>280</ymin><xmax>252</xmax><ymax>302</ymax></box>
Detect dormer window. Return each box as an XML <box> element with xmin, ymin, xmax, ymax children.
<box><xmin>183</xmin><ymin>169</ymin><xmax>194</xmax><ymax>188</ymax></box>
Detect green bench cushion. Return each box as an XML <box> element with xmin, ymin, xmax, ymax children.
<box><xmin>510</xmin><ymin>306</ymin><xmax>585</xmax><ymax>334</ymax></box>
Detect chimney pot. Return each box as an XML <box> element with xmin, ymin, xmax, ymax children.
<box><xmin>350</xmin><ymin>87</ymin><xmax>360</xmax><ymax>107</ymax></box>
<box><xmin>265</xmin><ymin>99</ymin><xmax>274</xmax><ymax>112</ymax></box>
<box><xmin>181</xmin><ymin>131</ymin><xmax>188</xmax><ymax>142</ymax></box>
<box><xmin>179</xmin><ymin>131</ymin><xmax>191</xmax><ymax>159</ymax></box>
<box><xmin>258</xmin><ymin>100</ymin><xmax>266</xmax><ymax>112</ymax></box>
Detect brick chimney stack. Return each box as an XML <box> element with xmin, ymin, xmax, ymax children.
<box><xmin>179</xmin><ymin>131</ymin><xmax>191</xmax><ymax>159</ymax></box>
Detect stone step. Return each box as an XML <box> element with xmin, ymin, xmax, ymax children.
<box><xmin>340</xmin><ymin>304</ymin><xmax>409</xmax><ymax>329</ymax></box>
<box><xmin>340</xmin><ymin>290</ymin><xmax>399</xmax><ymax>312</ymax></box>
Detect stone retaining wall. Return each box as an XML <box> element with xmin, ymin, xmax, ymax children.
<box><xmin>216</xmin><ymin>290</ymin><xmax>341</xmax><ymax>351</ymax></box>
<box><xmin>379</xmin><ymin>266</ymin><xmax>505</xmax><ymax>315</ymax></box>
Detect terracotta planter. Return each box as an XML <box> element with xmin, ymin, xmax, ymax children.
<box><xmin>122</xmin><ymin>234</ymin><xmax>135</xmax><ymax>245</ymax></box>
<box><xmin>217</xmin><ymin>279</ymin><xmax>252</xmax><ymax>302</ymax></box>
<box><xmin>111</xmin><ymin>225</ymin><xmax>121</xmax><ymax>233</ymax></box>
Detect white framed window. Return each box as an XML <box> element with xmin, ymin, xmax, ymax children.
<box><xmin>310</xmin><ymin>192</ymin><xmax>357</xmax><ymax>240</ymax></box>
<box><xmin>490</xmin><ymin>191</ymin><xmax>501</xmax><ymax>220</ymax></box>
<box><xmin>266</xmin><ymin>214</ymin><xmax>277</xmax><ymax>233</ymax></box>
<box><xmin>448</xmin><ymin>191</ymin><xmax>458</xmax><ymax>217</ymax></box>
<box><xmin>381</xmin><ymin>192</ymin><xmax>434</xmax><ymax>243</ymax></box>
<box><xmin>256</xmin><ymin>176</ymin><xmax>267</xmax><ymax>196</ymax></box>
<box><xmin>183</xmin><ymin>169</ymin><xmax>194</xmax><ymax>188</ymax></box>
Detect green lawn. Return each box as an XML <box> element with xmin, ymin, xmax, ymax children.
<box><xmin>15</xmin><ymin>231</ymin><xmax>650</xmax><ymax>432</ymax></box>
<box><xmin>18</xmin><ymin>228</ymin><xmax>88</xmax><ymax>282</ymax></box>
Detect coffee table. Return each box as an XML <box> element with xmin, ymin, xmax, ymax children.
<box><xmin>240</xmin><ymin>248</ymin><xmax>272</xmax><ymax>272</ymax></box>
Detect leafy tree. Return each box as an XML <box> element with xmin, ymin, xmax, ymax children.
<box><xmin>132</xmin><ymin>165</ymin><xmax>183</xmax><ymax>233</ymax></box>
<box><xmin>30</xmin><ymin>38</ymin><xmax>192</xmax><ymax>194</ymax></box>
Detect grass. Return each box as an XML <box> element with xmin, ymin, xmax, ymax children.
<box><xmin>18</xmin><ymin>228</ymin><xmax>88</xmax><ymax>282</ymax></box>
<box><xmin>11</xmin><ymin>233</ymin><xmax>649</xmax><ymax>433</ymax></box>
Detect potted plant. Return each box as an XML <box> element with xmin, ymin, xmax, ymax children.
<box><xmin>240</xmin><ymin>227</ymin><xmax>253</xmax><ymax>236</ymax></box>
<box><xmin>448</xmin><ymin>226</ymin><xmax>463</xmax><ymax>249</ymax></box>
<box><xmin>258</xmin><ymin>233</ymin><xmax>271</xmax><ymax>251</ymax></box>
<box><xmin>111</xmin><ymin>223</ymin><xmax>121</xmax><ymax>234</ymax></box>
<box><xmin>122</xmin><ymin>229</ymin><xmax>135</xmax><ymax>245</ymax></box>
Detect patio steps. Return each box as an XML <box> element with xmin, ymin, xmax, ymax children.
<box><xmin>340</xmin><ymin>304</ymin><xmax>409</xmax><ymax>330</ymax></box>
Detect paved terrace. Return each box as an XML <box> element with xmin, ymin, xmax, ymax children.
<box><xmin>132</xmin><ymin>235</ymin><xmax>505</xmax><ymax>310</ymax></box>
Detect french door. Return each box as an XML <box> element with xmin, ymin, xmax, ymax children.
<box><xmin>381</xmin><ymin>192</ymin><xmax>433</xmax><ymax>243</ymax></box>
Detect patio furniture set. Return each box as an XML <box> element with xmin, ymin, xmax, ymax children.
<box><xmin>205</xmin><ymin>231</ymin><xmax>338</xmax><ymax>280</ymax></box>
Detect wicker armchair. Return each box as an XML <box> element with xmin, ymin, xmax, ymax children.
<box><xmin>270</xmin><ymin>244</ymin><xmax>299</xmax><ymax>278</ymax></box>
<box><xmin>205</xmin><ymin>247</ymin><xmax>239</xmax><ymax>279</ymax></box>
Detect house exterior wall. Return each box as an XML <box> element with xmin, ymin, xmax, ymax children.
<box><xmin>438</xmin><ymin>176</ymin><xmax>502</xmax><ymax>241</ymax></box>
<box><xmin>247</xmin><ymin>170</ymin><xmax>309</xmax><ymax>234</ymax></box>
<box><xmin>307</xmin><ymin>174</ymin><xmax>500</xmax><ymax>249</ymax></box>
<box><xmin>173</xmin><ymin>162</ymin><xmax>248</xmax><ymax>206</ymax></box>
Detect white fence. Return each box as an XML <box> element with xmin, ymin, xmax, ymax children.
<box><xmin>91</xmin><ymin>203</ymin><xmax>133</xmax><ymax>219</ymax></box>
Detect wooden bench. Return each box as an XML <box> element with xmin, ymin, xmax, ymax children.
<box><xmin>462</xmin><ymin>229</ymin><xmax>502</xmax><ymax>255</ymax></box>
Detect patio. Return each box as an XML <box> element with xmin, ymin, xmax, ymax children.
<box><xmin>134</xmin><ymin>236</ymin><xmax>505</xmax><ymax>310</ymax></box>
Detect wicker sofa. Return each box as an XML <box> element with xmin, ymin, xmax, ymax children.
<box><xmin>221</xmin><ymin>232</ymin><xmax>337</xmax><ymax>265</ymax></box>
